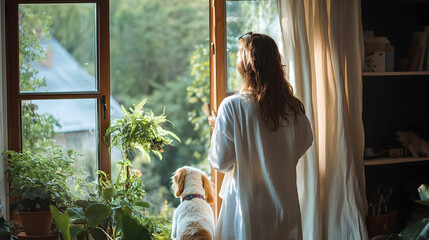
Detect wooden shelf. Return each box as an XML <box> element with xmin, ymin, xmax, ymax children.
<box><xmin>364</xmin><ymin>157</ymin><xmax>429</xmax><ymax>166</ymax></box>
<box><xmin>363</xmin><ymin>71</ymin><xmax>429</xmax><ymax>76</ymax></box>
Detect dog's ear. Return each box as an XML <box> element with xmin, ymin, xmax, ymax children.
<box><xmin>172</xmin><ymin>168</ymin><xmax>186</xmax><ymax>197</ymax></box>
<box><xmin>202</xmin><ymin>174</ymin><xmax>215</xmax><ymax>205</ymax></box>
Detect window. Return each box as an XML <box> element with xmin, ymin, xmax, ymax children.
<box><xmin>7</xmin><ymin>0</ymin><xmax>211</xmax><ymax>227</ymax></box>
<box><xmin>109</xmin><ymin>0</ymin><xmax>210</xmax><ymax>216</ymax></box>
<box><xmin>6</xmin><ymin>0</ymin><xmax>110</xmax><ymax>178</ymax></box>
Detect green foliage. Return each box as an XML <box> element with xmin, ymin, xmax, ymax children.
<box><xmin>18</xmin><ymin>5</ymin><xmax>61</xmax><ymax>153</ymax></box>
<box><xmin>399</xmin><ymin>218</ymin><xmax>429</xmax><ymax>240</ymax></box>
<box><xmin>21</xmin><ymin>101</ymin><xmax>61</xmax><ymax>152</ymax></box>
<box><xmin>186</xmin><ymin>45</ymin><xmax>211</xmax><ymax>162</ymax></box>
<box><xmin>97</xmin><ymin>160</ymin><xmax>146</xmax><ymax>207</ymax></box>
<box><xmin>50</xmin><ymin>205</ymin><xmax>71</xmax><ymax>240</ymax></box>
<box><xmin>117</xmin><ymin>206</ymin><xmax>151</xmax><ymax>240</ymax></box>
<box><xmin>43</xmin><ymin>4</ymin><xmax>97</xmax><ymax>76</ymax></box>
<box><xmin>51</xmin><ymin>158</ymin><xmax>168</xmax><ymax>239</ymax></box>
<box><xmin>52</xmin><ymin>204</ymin><xmax>155</xmax><ymax>240</ymax></box>
<box><xmin>18</xmin><ymin>5</ymin><xmax>52</xmax><ymax>92</ymax></box>
<box><xmin>105</xmin><ymin>99</ymin><xmax>180</xmax><ymax>162</ymax></box>
<box><xmin>3</xmin><ymin>143</ymin><xmax>81</xmax><ymax>213</ymax></box>
<box><xmin>0</xmin><ymin>216</ymin><xmax>17</xmax><ymax>240</ymax></box>
<box><xmin>109</xmin><ymin>0</ymin><xmax>209</xmax><ymax>107</ymax></box>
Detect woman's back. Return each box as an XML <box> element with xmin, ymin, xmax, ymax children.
<box><xmin>210</xmin><ymin>93</ymin><xmax>312</xmax><ymax>240</ymax></box>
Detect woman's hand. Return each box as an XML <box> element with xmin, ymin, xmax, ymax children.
<box><xmin>208</xmin><ymin>111</ymin><xmax>217</xmax><ymax>132</ymax></box>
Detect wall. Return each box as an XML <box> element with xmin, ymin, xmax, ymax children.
<box><xmin>0</xmin><ymin>0</ymin><xmax>8</xmax><ymax>219</ymax></box>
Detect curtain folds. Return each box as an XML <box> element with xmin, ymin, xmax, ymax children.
<box><xmin>277</xmin><ymin>0</ymin><xmax>368</xmax><ymax>239</ymax></box>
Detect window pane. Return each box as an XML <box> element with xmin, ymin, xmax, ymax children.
<box><xmin>19</xmin><ymin>4</ymin><xmax>97</xmax><ymax>93</ymax></box>
<box><xmin>226</xmin><ymin>0</ymin><xmax>280</xmax><ymax>91</ymax></box>
<box><xmin>21</xmin><ymin>99</ymin><xmax>99</xmax><ymax>183</ymax></box>
<box><xmin>109</xmin><ymin>0</ymin><xmax>210</xmax><ymax>229</ymax></box>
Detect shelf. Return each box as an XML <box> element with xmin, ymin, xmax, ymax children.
<box><xmin>363</xmin><ymin>71</ymin><xmax>429</xmax><ymax>76</ymax></box>
<box><xmin>364</xmin><ymin>157</ymin><xmax>429</xmax><ymax>166</ymax></box>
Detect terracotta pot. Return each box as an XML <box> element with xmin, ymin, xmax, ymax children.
<box><xmin>19</xmin><ymin>210</ymin><xmax>53</xmax><ymax>236</ymax></box>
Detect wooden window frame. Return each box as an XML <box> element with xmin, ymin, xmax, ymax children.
<box><xmin>6</xmin><ymin>0</ymin><xmax>225</xmax><ymax>222</ymax></box>
<box><xmin>5</xmin><ymin>0</ymin><xmax>111</xmax><ymax>174</ymax></box>
<box><xmin>210</xmin><ymin>0</ymin><xmax>226</xmax><ymax>220</ymax></box>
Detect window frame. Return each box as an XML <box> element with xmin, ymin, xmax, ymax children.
<box><xmin>5</xmin><ymin>0</ymin><xmax>111</xmax><ymax>174</ymax></box>
<box><xmin>210</xmin><ymin>0</ymin><xmax>226</xmax><ymax>219</ymax></box>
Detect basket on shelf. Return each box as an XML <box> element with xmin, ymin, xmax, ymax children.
<box><xmin>367</xmin><ymin>210</ymin><xmax>399</xmax><ymax>238</ymax></box>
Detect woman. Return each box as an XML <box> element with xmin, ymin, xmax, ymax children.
<box><xmin>208</xmin><ymin>33</ymin><xmax>313</xmax><ymax>240</ymax></box>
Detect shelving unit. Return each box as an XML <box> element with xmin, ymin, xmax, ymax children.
<box><xmin>363</xmin><ymin>71</ymin><xmax>429</xmax><ymax>76</ymax></box>
<box><xmin>362</xmin><ymin>0</ymin><xmax>429</xmax><ymax>231</ymax></box>
<box><xmin>364</xmin><ymin>157</ymin><xmax>429</xmax><ymax>166</ymax></box>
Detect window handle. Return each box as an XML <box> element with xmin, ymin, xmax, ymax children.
<box><xmin>102</xmin><ymin>95</ymin><xmax>107</xmax><ymax>120</ymax></box>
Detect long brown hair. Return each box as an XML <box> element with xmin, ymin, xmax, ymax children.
<box><xmin>237</xmin><ymin>33</ymin><xmax>305</xmax><ymax>130</ymax></box>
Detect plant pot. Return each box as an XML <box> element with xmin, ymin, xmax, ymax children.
<box><xmin>367</xmin><ymin>211</ymin><xmax>399</xmax><ymax>238</ymax></box>
<box><xmin>19</xmin><ymin>210</ymin><xmax>53</xmax><ymax>236</ymax></box>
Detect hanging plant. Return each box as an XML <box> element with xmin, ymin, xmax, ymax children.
<box><xmin>105</xmin><ymin>99</ymin><xmax>180</xmax><ymax>162</ymax></box>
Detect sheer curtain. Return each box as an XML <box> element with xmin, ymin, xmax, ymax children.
<box><xmin>277</xmin><ymin>0</ymin><xmax>368</xmax><ymax>239</ymax></box>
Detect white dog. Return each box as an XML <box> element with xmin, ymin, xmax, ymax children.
<box><xmin>171</xmin><ymin>166</ymin><xmax>215</xmax><ymax>240</ymax></box>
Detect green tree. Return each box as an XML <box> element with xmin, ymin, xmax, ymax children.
<box><xmin>109</xmin><ymin>0</ymin><xmax>209</xmax><ymax>107</ymax></box>
<box><xmin>18</xmin><ymin>5</ymin><xmax>51</xmax><ymax>92</ymax></box>
<box><xmin>19</xmin><ymin>5</ymin><xmax>60</xmax><ymax>152</ymax></box>
<box><xmin>44</xmin><ymin>4</ymin><xmax>97</xmax><ymax>76</ymax></box>
<box><xmin>186</xmin><ymin>45</ymin><xmax>211</xmax><ymax>164</ymax></box>
<box><xmin>138</xmin><ymin>74</ymin><xmax>209</xmax><ymax>212</ymax></box>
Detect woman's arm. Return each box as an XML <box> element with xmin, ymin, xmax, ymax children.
<box><xmin>209</xmin><ymin>129</ymin><xmax>235</xmax><ymax>172</ymax></box>
<box><xmin>208</xmin><ymin>101</ymin><xmax>236</xmax><ymax>172</ymax></box>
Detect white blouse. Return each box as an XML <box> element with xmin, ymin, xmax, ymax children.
<box><xmin>209</xmin><ymin>93</ymin><xmax>313</xmax><ymax>240</ymax></box>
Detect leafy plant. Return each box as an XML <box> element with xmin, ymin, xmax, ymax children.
<box><xmin>51</xmin><ymin>161</ymin><xmax>168</xmax><ymax>239</ymax></box>
<box><xmin>51</xmin><ymin>99</ymin><xmax>178</xmax><ymax>239</ymax></box>
<box><xmin>0</xmin><ymin>217</ymin><xmax>17</xmax><ymax>240</ymax></box>
<box><xmin>3</xmin><ymin>142</ymin><xmax>81</xmax><ymax>213</ymax></box>
<box><xmin>0</xmin><ymin>201</ymin><xmax>17</xmax><ymax>240</ymax></box>
<box><xmin>105</xmin><ymin>98</ymin><xmax>180</xmax><ymax>162</ymax></box>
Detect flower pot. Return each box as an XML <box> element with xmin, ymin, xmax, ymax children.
<box><xmin>19</xmin><ymin>210</ymin><xmax>53</xmax><ymax>236</ymax></box>
<box><xmin>367</xmin><ymin>211</ymin><xmax>399</xmax><ymax>238</ymax></box>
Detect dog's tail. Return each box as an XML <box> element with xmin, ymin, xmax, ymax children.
<box><xmin>180</xmin><ymin>222</ymin><xmax>212</xmax><ymax>240</ymax></box>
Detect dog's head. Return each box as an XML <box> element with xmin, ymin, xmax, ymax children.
<box><xmin>172</xmin><ymin>166</ymin><xmax>215</xmax><ymax>205</ymax></box>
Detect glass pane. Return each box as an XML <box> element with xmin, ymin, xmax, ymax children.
<box><xmin>21</xmin><ymin>99</ymin><xmax>99</xmax><ymax>186</ymax></box>
<box><xmin>226</xmin><ymin>0</ymin><xmax>280</xmax><ymax>91</ymax></box>
<box><xmin>19</xmin><ymin>4</ymin><xmax>97</xmax><ymax>93</ymax></box>
<box><xmin>109</xmin><ymin>0</ymin><xmax>210</xmax><ymax>232</ymax></box>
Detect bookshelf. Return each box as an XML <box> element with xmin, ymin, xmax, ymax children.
<box><xmin>362</xmin><ymin>0</ymin><xmax>429</xmax><ymax>231</ymax></box>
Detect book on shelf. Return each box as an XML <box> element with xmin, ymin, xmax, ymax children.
<box><xmin>408</xmin><ymin>27</ymin><xmax>429</xmax><ymax>71</ymax></box>
<box><xmin>425</xmin><ymin>26</ymin><xmax>429</xmax><ymax>71</ymax></box>
<box><xmin>408</xmin><ymin>32</ymin><xmax>423</xmax><ymax>71</ymax></box>
<box><xmin>418</xmin><ymin>29</ymin><xmax>428</xmax><ymax>71</ymax></box>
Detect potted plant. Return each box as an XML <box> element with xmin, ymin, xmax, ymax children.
<box><xmin>50</xmin><ymin>166</ymin><xmax>162</xmax><ymax>240</ymax></box>
<box><xmin>3</xmin><ymin>142</ymin><xmax>79</xmax><ymax>236</ymax></box>
<box><xmin>51</xmin><ymin>99</ymin><xmax>179</xmax><ymax>240</ymax></box>
<box><xmin>105</xmin><ymin>98</ymin><xmax>180</xmax><ymax>162</ymax></box>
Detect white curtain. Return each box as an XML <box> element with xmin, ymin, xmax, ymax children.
<box><xmin>277</xmin><ymin>0</ymin><xmax>368</xmax><ymax>239</ymax></box>
<box><xmin>0</xmin><ymin>0</ymin><xmax>7</xmax><ymax>219</ymax></box>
